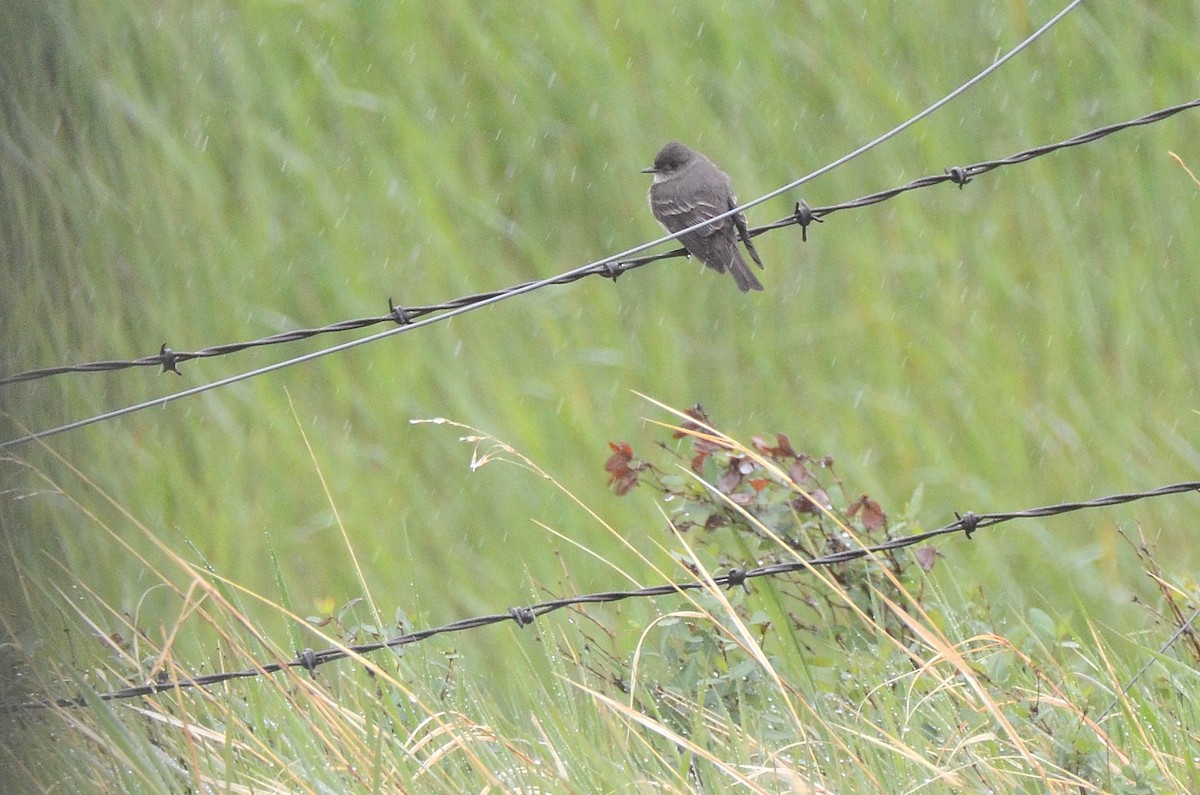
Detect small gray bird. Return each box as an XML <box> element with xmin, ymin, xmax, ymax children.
<box><xmin>642</xmin><ymin>141</ymin><xmax>764</xmax><ymax>293</ymax></box>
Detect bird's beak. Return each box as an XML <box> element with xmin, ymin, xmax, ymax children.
<box><xmin>640</xmin><ymin>166</ymin><xmax>656</xmax><ymax>174</ymax></box>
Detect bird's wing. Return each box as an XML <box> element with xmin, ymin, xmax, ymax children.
<box><xmin>652</xmin><ymin>190</ymin><xmax>729</xmax><ymax>238</ymax></box>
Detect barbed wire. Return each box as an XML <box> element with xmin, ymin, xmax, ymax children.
<box><xmin>5</xmin><ymin>95</ymin><xmax>1196</xmax><ymax>393</ymax></box>
<box><xmin>3</xmin><ymin>96</ymin><xmax>1196</xmax><ymax>451</ymax></box>
<box><xmin>0</xmin><ymin>0</ymin><xmax>1089</xmax><ymax>395</ymax></box>
<box><xmin>757</xmin><ymin>98</ymin><xmax>1200</xmax><ymax>238</ymax></box>
<box><xmin>5</xmin><ymin>478</ymin><xmax>1197</xmax><ymax>713</ymax></box>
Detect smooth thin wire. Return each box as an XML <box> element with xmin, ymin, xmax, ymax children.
<box><xmin>1095</xmin><ymin>603</ymin><xmax>1200</xmax><ymax>723</ymax></box>
<box><xmin>716</xmin><ymin>0</ymin><xmax>1087</xmax><ymax>216</ymax></box>
<box><xmin>0</xmin><ymin>0</ymin><xmax>1086</xmax><ymax>450</ymax></box>
<box><xmin>9</xmin><ymin>96</ymin><xmax>1197</xmax><ymax>393</ymax></box>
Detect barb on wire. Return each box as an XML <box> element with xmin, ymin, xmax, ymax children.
<box><xmin>3</xmin><ymin>98</ymin><xmax>1198</xmax><ymax>451</ymax></box>
<box><xmin>754</xmin><ymin>98</ymin><xmax>1200</xmax><ymax>236</ymax></box>
<box><xmin>3</xmin><ymin>97</ymin><xmax>1196</xmax><ymax>394</ymax></box>
<box><xmin>5</xmin><ymin>479</ymin><xmax>1197</xmax><ymax>713</ymax></box>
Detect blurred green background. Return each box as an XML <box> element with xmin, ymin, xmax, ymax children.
<box><xmin>2</xmin><ymin>0</ymin><xmax>1198</xmax><ymax>689</ymax></box>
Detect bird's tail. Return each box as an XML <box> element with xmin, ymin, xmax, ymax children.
<box><xmin>734</xmin><ymin>211</ymin><xmax>764</xmax><ymax>269</ymax></box>
<box><xmin>729</xmin><ymin>249</ymin><xmax>764</xmax><ymax>292</ymax></box>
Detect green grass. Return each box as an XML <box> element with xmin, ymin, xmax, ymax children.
<box><xmin>2</xmin><ymin>0</ymin><xmax>1200</xmax><ymax>791</ymax></box>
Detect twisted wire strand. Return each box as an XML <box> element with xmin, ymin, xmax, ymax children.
<box><xmin>6</xmin><ymin>479</ymin><xmax>1196</xmax><ymax>712</ymax></box>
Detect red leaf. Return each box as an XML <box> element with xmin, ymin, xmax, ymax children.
<box><xmin>790</xmin><ymin>494</ymin><xmax>819</xmax><ymax>515</ymax></box>
<box><xmin>915</xmin><ymin>546</ymin><xmax>938</xmax><ymax>571</ymax></box>
<box><xmin>673</xmin><ymin>404</ymin><xmax>711</xmax><ymax>439</ymax></box>
<box><xmin>605</xmin><ymin>440</ymin><xmax>638</xmax><ymax>494</ymax></box>
<box><xmin>848</xmin><ymin>495</ymin><xmax>887</xmax><ymax>529</ymax></box>
<box><xmin>612</xmin><ymin>470</ymin><xmax>639</xmax><ymax>496</ymax></box>
<box><xmin>774</xmin><ymin>433</ymin><xmax>796</xmax><ymax>457</ymax></box>
<box><xmin>792</xmin><ymin>488</ymin><xmax>833</xmax><ymax>514</ymax></box>
<box><xmin>753</xmin><ymin>433</ymin><xmax>797</xmax><ymax>458</ymax></box>
<box><xmin>604</xmin><ymin>451</ymin><xmax>631</xmax><ymax>476</ymax></box>
<box><xmin>605</xmin><ymin>441</ymin><xmax>633</xmax><ymax>464</ymax></box>
<box><xmin>718</xmin><ymin>462</ymin><xmax>743</xmax><ymax>493</ymax></box>
<box><xmin>684</xmin><ymin>404</ymin><xmax>711</xmax><ymax>426</ymax></box>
